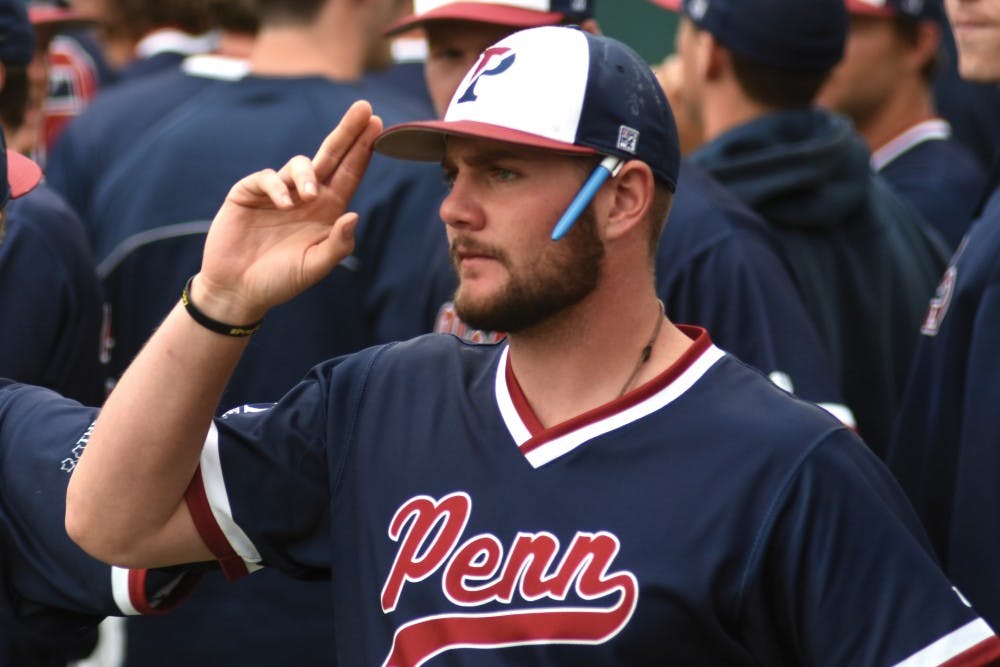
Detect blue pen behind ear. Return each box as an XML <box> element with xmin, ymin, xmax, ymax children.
<box><xmin>550</xmin><ymin>155</ymin><xmax>624</xmax><ymax>241</ymax></box>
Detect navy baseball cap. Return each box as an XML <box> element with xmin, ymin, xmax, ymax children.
<box><xmin>0</xmin><ymin>128</ymin><xmax>43</xmax><ymax>209</ymax></box>
<box><xmin>375</xmin><ymin>26</ymin><xmax>680</xmax><ymax>190</ymax></box>
<box><xmin>386</xmin><ymin>0</ymin><xmax>595</xmax><ymax>36</ymax></box>
<box><xmin>845</xmin><ymin>0</ymin><xmax>944</xmax><ymax>21</ymax></box>
<box><xmin>0</xmin><ymin>0</ymin><xmax>35</xmax><ymax>66</ymax></box>
<box><xmin>650</xmin><ymin>0</ymin><xmax>848</xmax><ymax>73</ymax></box>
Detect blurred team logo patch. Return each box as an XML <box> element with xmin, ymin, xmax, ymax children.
<box><xmin>921</xmin><ymin>265</ymin><xmax>957</xmax><ymax>336</ymax></box>
<box><xmin>434</xmin><ymin>302</ymin><xmax>506</xmax><ymax>344</ymax></box>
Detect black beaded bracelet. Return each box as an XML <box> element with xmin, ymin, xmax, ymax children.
<box><xmin>181</xmin><ymin>275</ymin><xmax>262</xmax><ymax>337</ymax></box>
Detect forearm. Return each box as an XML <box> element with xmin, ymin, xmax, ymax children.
<box><xmin>66</xmin><ymin>100</ymin><xmax>380</xmax><ymax>567</ymax></box>
<box><xmin>66</xmin><ymin>293</ymin><xmax>250</xmax><ymax>566</ymax></box>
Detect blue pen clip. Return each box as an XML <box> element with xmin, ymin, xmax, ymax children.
<box><xmin>550</xmin><ymin>155</ymin><xmax>624</xmax><ymax>241</ymax></box>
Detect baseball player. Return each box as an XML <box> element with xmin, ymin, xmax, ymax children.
<box><xmin>46</xmin><ymin>0</ymin><xmax>258</xmax><ymax>241</ymax></box>
<box><xmin>0</xmin><ymin>1</ymin><xmax>106</xmax><ymax>406</ymax></box>
<box><xmin>887</xmin><ymin>0</ymin><xmax>1000</xmax><ymax>633</ymax></box>
<box><xmin>0</xmin><ymin>379</ymin><xmax>205</xmax><ymax>665</ymax></box>
<box><xmin>817</xmin><ymin>0</ymin><xmax>987</xmax><ymax>249</ymax></box>
<box><xmin>67</xmin><ymin>27</ymin><xmax>1000</xmax><ymax>666</ymax></box>
<box><xmin>398</xmin><ymin>0</ymin><xmax>852</xmax><ymax>424</ymax></box>
<box><xmin>650</xmin><ymin>0</ymin><xmax>950</xmax><ymax>457</ymax></box>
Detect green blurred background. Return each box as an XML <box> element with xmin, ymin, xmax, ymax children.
<box><xmin>595</xmin><ymin>0</ymin><xmax>679</xmax><ymax>65</ymax></box>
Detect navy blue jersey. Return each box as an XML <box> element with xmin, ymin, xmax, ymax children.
<box><xmin>182</xmin><ymin>328</ymin><xmax>999</xmax><ymax>666</ymax></box>
<box><xmin>0</xmin><ymin>380</ymin><xmax>202</xmax><ymax>663</ymax></box>
<box><xmin>88</xmin><ymin>75</ymin><xmax>446</xmax><ymax>410</ymax></box>
<box><xmin>365</xmin><ymin>61</ymin><xmax>435</xmax><ymax>117</ymax></box>
<box><xmin>0</xmin><ymin>184</ymin><xmax>106</xmax><ymax>404</ymax></box>
<box><xmin>46</xmin><ymin>59</ymin><xmax>240</xmax><ymax>237</ymax></box>
<box><xmin>873</xmin><ymin>120</ymin><xmax>987</xmax><ymax>250</ymax></box>
<box><xmin>428</xmin><ymin>160</ymin><xmax>849</xmax><ymax>420</ymax></box>
<box><xmin>888</xmin><ymin>180</ymin><xmax>1000</xmax><ymax>631</ymax></box>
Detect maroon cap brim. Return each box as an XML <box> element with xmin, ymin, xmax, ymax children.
<box><xmin>647</xmin><ymin>0</ymin><xmax>682</xmax><ymax>11</ymax></box>
<box><xmin>386</xmin><ymin>3</ymin><xmax>567</xmax><ymax>36</ymax></box>
<box><xmin>375</xmin><ymin>119</ymin><xmax>598</xmax><ymax>161</ymax></box>
<box><xmin>28</xmin><ymin>7</ymin><xmax>97</xmax><ymax>28</ymax></box>
<box><xmin>7</xmin><ymin>150</ymin><xmax>43</xmax><ymax>199</ymax></box>
<box><xmin>843</xmin><ymin>0</ymin><xmax>896</xmax><ymax>16</ymax></box>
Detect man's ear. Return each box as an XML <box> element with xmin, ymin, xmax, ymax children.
<box><xmin>703</xmin><ymin>31</ymin><xmax>729</xmax><ymax>82</ymax></box>
<box><xmin>603</xmin><ymin>160</ymin><xmax>655</xmax><ymax>242</ymax></box>
<box><xmin>906</xmin><ymin>20</ymin><xmax>941</xmax><ymax>74</ymax></box>
<box><xmin>578</xmin><ymin>18</ymin><xmax>602</xmax><ymax>36</ymax></box>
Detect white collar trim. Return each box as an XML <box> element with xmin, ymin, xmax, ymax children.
<box><xmin>871</xmin><ymin>119</ymin><xmax>952</xmax><ymax>171</ymax></box>
<box><xmin>495</xmin><ymin>343</ymin><xmax>726</xmax><ymax>468</ymax></box>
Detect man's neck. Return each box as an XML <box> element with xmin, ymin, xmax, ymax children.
<box><xmin>505</xmin><ymin>284</ymin><xmax>693</xmax><ymax>429</ymax></box>
<box><xmin>248</xmin><ymin>21</ymin><xmax>366</xmax><ymax>81</ymax></box>
<box><xmin>855</xmin><ymin>83</ymin><xmax>937</xmax><ymax>152</ymax></box>
<box><xmin>701</xmin><ymin>86</ymin><xmax>776</xmax><ymax>143</ymax></box>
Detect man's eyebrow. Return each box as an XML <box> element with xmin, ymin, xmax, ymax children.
<box><xmin>441</xmin><ymin>146</ymin><xmax>528</xmax><ymax>169</ymax></box>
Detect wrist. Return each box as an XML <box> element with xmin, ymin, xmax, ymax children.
<box><xmin>182</xmin><ymin>275</ymin><xmax>265</xmax><ymax>337</ymax></box>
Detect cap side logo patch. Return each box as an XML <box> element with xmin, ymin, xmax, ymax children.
<box><xmin>687</xmin><ymin>0</ymin><xmax>710</xmax><ymax>20</ymax></box>
<box><xmin>457</xmin><ymin>47</ymin><xmax>517</xmax><ymax>104</ymax></box>
<box><xmin>617</xmin><ymin>126</ymin><xmax>639</xmax><ymax>154</ymax></box>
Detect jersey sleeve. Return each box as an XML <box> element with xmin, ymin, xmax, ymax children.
<box><xmin>184</xmin><ymin>350</ymin><xmax>378</xmax><ymax>581</ymax></box>
<box><xmin>0</xmin><ymin>381</ymin><xmax>201</xmax><ymax>637</ymax></box>
<box><xmin>738</xmin><ymin>429</ymin><xmax>1000</xmax><ymax>666</ymax></box>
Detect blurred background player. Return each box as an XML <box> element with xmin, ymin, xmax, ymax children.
<box><xmin>817</xmin><ymin>0</ymin><xmax>987</xmax><ymax>249</ymax></box>
<box><xmin>72</xmin><ymin>0</ymin><xmax>445</xmax><ymax>664</ymax></box>
<box><xmin>46</xmin><ymin>0</ymin><xmax>258</xmax><ymax>245</ymax></box>
<box><xmin>650</xmin><ymin>0</ymin><xmax>949</xmax><ymax>456</ymax></box>
<box><xmin>93</xmin><ymin>0</ymin><xmax>214</xmax><ymax>81</ymax></box>
<box><xmin>0</xmin><ymin>0</ymin><xmax>105</xmax><ymax>407</ymax></box>
<box><xmin>888</xmin><ymin>0</ymin><xmax>1000</xmax><ymax>634</ymax></box>
<box><xmin>25</xmin><ymin>1</ymin><xmax>99</xmax><ymax>161</ymax></box>
<box><xmin>396</xmin><ymin>0</ymin><xmax>852</xmax><ymax>424</ymax></box>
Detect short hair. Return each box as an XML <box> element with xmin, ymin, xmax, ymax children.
<box><xmin>254</xmin><ymin>0</ymin><xmax>326</xmax><ymax>24</ymax></box>
<box><xmin>647</xmin><ymin>184</ymin><xmax>673</xmax><ymax>260</ymax></box>
<box><xmin>893</xmin><ymin>16</ymin><xmax>942</xmax><ymax>82</ymax></box>
<box><xmin>0</xmin><ymin>65</ymin><xmax>29</xmax><ymax>132</ymax></box>
<box><xmin>207</xmin><ymin>0</ymin><xmax>260</xmax><ymax>33</ymax></box>
<box><xmin>103</xmin><ymin>0</ymin><xmax>213</xmax><ymax>43</ymax></box>
<box><xmin>730</xmin><ymin>53</ymin><xmax>832</xmax><ymax>109</ymax></box>
<box><xmin>572</xmin><ymin>155</ymin><xmax>674</xmax><ymax>261</ymax></box>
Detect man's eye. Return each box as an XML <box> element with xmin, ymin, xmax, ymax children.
<box><xmin>442</xmin><ymin>170</ymin><xmax>456</xmax><ymax>190</ymax></box>
<box><xmin>430</xmin><ymin>48</ymin><xmax>465</xmax><ymax>63</ymax></box>
<box><xmin>491</xmin><ymin>167</ymin><xmax>517</xmax><ymax>182</ymax></box>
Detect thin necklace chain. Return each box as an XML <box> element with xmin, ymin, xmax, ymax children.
<box><xmin>617</xmin><ymin>300</ymin><xmax>666</xmax><ymax>398</ymax></box>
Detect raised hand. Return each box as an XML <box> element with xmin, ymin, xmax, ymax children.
<box><xmin>193</xmin><ymin>101</ymin><xmax>384</xmax><ymax>324</ymax></box>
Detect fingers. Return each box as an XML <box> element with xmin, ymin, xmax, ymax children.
<box><xmin>302</xmin><ymin>212</ymin><xmax>360</xmax><ymax>282</ymax></box>
<box><xmin>279</xmin><ymin>155</ymin><xmax>319</xmax><ymax>201</ymax></box>
<box><xmin>245</xmin><ymin>168</ymin><xmax>294</xmax><ymax>208</ymax></box>
<box><xmin>312</xmin><ymin>100</ymin><xmax>377</xmax><ymax>181</ymax></box>
<box><xmin>228</xmin><ymin>101</ymin><xmax>382</xmax><ymax>211</ymax></box>
<box><xmin>320</xmin><ymin>116</ymin><xmax>383</xmax><ymax>211</ymax></box>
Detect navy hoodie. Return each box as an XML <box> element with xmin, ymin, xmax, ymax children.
<box><xmin>693</xmin><ymin>109</ymin><xmax>948</xmax><ymax>456</ymax></box>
